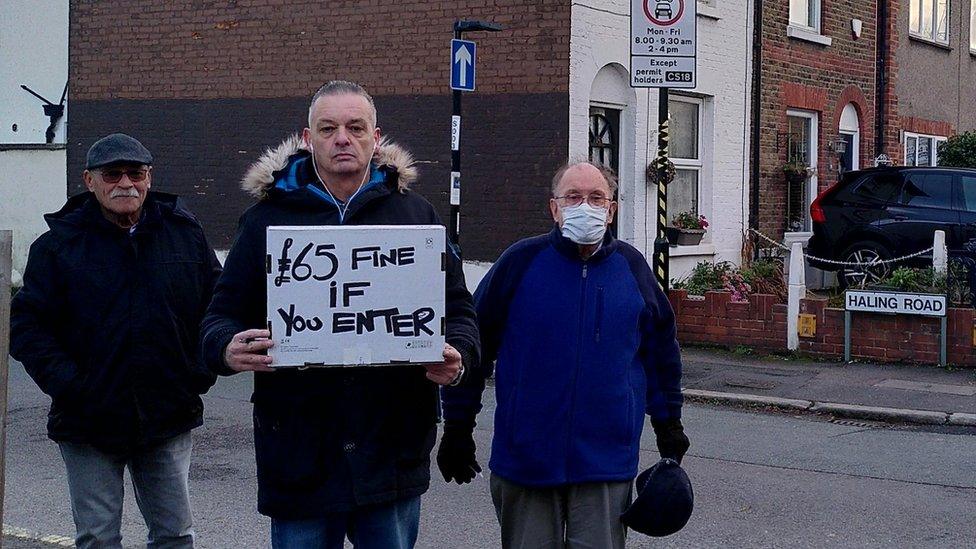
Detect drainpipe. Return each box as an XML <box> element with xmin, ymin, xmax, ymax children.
<box><xmin>749</xmin><ymin>0</ymin><xmax>763</xmax><ymax>251</ymax></box>
<box><xmin>875</xmin><ymin>0</ymin><xmax>888</xmax><ymax>157</ymax></box>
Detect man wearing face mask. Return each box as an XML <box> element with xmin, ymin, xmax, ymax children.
<box><xmin>438</xmin><ymin>160</ymin><xmax>689</xmax><ymax>548</ymax></box>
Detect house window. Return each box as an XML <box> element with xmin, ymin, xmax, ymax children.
<box><xmin>667</xmin><ymin>95</ymin><xmax>703</xmax><ymax>226</ymax></box>
<box><xmin>790</xmin><ymin>0</ymin><xmax>821</xmax><ymax>31</ymax></box>
<box><xmin>970</xmin><ymin>2</ymin><xmax>976</xmax><ymax>51</ymax></box>
<box><xmin>904</xmin><ymin>132</ymin><xmax>947</xmax><ymax>166</ymax></box>
<box><xmin>910</xmin><ymin>0</ymin><xmax>950</xmax><ymax>43</ymax></box>
<box><xmin>589</xmin><ymin>107</ymin><xmax>620</xmax><ymax>174</ymax></box>
<box><xmin>786</xmin><ymin>110</ymin><xmax>819</xmax><ymax>233</ymax></box>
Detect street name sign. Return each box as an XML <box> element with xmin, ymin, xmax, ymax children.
<box><xmin>266</xmin><ymin>225</ymin><xmax>446</xmax><ymax>367</ymax></box>
<box><xmin>630</xmin><ymin>0</ymin><xmax>697</xmax><ymax>88</ymax></box>
<box><xmin>451</xmin><ymin>39</ymin><xmax>476</xmax><ymax>91</ymax></box>
<box><xmin>844</xmin><ymin>290</ymin><xmax>947</xmax><ymax>317</ymax></box>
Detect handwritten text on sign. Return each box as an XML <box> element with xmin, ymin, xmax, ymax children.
<box><xmin>266</xmin><ymin>225</ymin><xmax>446</xmax><ymax>367</ymax></box>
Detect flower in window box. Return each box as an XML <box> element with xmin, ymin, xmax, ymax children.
<box><xmin>667</xmin><ymin>211</ymin><xmax>708</xmax><ymax>246</ymax></box>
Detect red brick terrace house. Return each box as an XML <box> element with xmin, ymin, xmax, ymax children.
<box><xmin>753</xmin><ymin>0</ymin><xmax>889</xmax><ymax>259</ymax></box>
<box><xmin>752</xmin><ymin>0</ymin><xmax>976</xmax><ymax>266</ymax></box>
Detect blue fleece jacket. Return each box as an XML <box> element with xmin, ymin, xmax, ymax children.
<box><xmin>442</xmin><ymin>227</ymin><xmax>683</xmax><ymax>486</ymax></box>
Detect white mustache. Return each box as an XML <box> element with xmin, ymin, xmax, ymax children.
<box><xmin>110</xmin><ymin>188</ymin><xmax>140</xmax><ymax>198</ymax></box>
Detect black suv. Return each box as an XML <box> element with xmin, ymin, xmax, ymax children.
<box><xmin>807</xmin><ymin>166</ymin><xmax>976</xmax><ymax>287</ymax></box>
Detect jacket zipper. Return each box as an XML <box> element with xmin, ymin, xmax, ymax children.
<box><xmin>564</xmin><ymin>262</ymin><xmax>588</xmax><ymax>478</ymax></box>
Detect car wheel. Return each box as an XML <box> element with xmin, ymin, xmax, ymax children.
<box><xmin>839</xmin><ymin>242</ymin><xmax>891</xmax><ymax>289</ymax></box>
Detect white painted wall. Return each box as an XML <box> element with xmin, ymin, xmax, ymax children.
<box><xmin>1</xmin><ymin>0</ymin><xmax>70</xmax><ymax>285</ymax></box>
<box><xmin>0</xmin><ymin>149</ymin><xmax>68</xmax><ymax>285</ymax></box>
<box><xmin>570</xmin><ymin>0</ymin><xmax>753</xmax><ymax>282</ymax></box>
<box><xmin>0</xmin><ymin>0</ymin><xmax>69</xmax><ymax>144</ymax></box>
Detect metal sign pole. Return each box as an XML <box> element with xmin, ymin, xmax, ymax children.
<box><xmin>653</xmin><ymin>88</ymin><xmax>671</xmax><ymax>289</ymax></box>
<box><xmin>448</xmin><ymin>20</ymin><xmax>501</xmax><ymax>256</ymax></box>
<box><xmin>450</xmin><ymin>69</ymin><xmax>462</xmax><ymax>253</ymax></box>
<box><xmin>630</xmin><ymin>0</ymin><xmax>696</xmax><ymax>289</ymax></box>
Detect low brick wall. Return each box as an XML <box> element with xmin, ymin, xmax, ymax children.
<box><xmin>667</xmin><ymin>289</ymin><xmax>976</xmax><ymax>367</ymax></box>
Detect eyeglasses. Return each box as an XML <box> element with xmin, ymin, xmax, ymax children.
<box><xmin>553</xmin><ymin>193</ymin><xmax>612</xmax><ymax>208</ymax></box>
<box><xmin>97</xmin><ymin>168</ymin><xmax>149</xmax><ymax>184</ymax></box>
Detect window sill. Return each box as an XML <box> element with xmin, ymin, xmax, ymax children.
<box><xmin>669</xmin><ymin>243</ymin><xmax>716</xmax><ymax>257</ymax></box>
<box><xmin>698</xmin><ymin>5</ymin><xmax>720</xmax><ymax>20</ymax></box>
<box><xmin>909</xmin><ymin>34</ymin><xmax>952</xmax><ymax>51</ymax></box>
<box><xmin>787</xmin><ymin>25</ymin><xmax>832</xmax><ymax>46</ymax></box>
<box><xmin>0</xmin><ymin>143</ymin><xmax>66</xmax><ymax>151</ymax></box>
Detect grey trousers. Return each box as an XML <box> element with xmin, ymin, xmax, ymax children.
<box><xmin>59</xmin><ymin>432</ymin><xmax>195</xmax><ymax>549</ymax></box>
<box><xmin>490</xmin><ymin>473</ymin><xmax>632</xmax><ymax>549</ymax></box>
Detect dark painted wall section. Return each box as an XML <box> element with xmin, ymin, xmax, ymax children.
<box><xmin>66</xmin><ymin>93</ymin><xmax>568</xmax><ymax>260</ymax></box>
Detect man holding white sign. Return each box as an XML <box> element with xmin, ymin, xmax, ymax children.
<box><xmin>201</xmin><ymin>81</ymin><xmax>479</xmax><ymax>549</ymax></box>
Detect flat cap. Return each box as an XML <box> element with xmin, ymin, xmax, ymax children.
<box><xmin>621</xmin><ymin>458</ymin><xmax>694</xmax><ymax>537</ymax></box>
<box><xmin>85</xmin><ymin>133</ymin><xmax>153</xmax><ymax>170</ymax></box>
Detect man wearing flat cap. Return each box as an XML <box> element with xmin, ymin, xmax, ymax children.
<box><xmin>11</xmin><ymin>133</ymin><xmax>222</xmax><ymax>548</ymax></box>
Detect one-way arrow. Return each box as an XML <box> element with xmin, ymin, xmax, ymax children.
<box><xmin>454</xmin><ymin>44</ymin><xmax>472</xmax><ymax>87</ymax></box>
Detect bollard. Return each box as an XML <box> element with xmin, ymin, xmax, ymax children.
<box><xmin>787</xmin><ymin>241</ymin><xmax>805</xmax><ymax>351</ymax></box>
<box><xmin>933</xmin><ymin>230</ymin><xmax>947</xmax><ymax>275</ymax></box>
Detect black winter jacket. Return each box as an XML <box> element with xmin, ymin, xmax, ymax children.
<box><xmin>10</xmin><ymin>192</ymin><xmax>221</xmax><ymax>452</ymax></box>
<box><xmin>200</xmin><ymin>136</ymin><xmax>480</xmax><ymax>518</ymax></box>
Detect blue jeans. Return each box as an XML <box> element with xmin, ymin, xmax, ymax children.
<box><xmin>271</xmin><ymin>496</ymin><xmax>421</xmax><ymax>549</ymax></box>
<box><xmin>59</xmin><ymin>432</ymin><xmax>195</xmax><ymax>549</ymax></box>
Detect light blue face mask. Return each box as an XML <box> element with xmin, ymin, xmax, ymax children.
<box><xmin>560</xmin><ymin>202</ymin><xmax>608</xmax><ymax>245</ymax></box>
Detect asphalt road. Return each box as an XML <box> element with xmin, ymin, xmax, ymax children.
<box><xmin>4</xmin><ymin>360</ymin><xmax>975</xmax><ymax>548</ymax></box>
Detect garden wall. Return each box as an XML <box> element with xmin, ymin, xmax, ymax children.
<box><xmin>668</xmin><ymin>290</ymin><xmax>976</xmax><ymax>367</ymax></box>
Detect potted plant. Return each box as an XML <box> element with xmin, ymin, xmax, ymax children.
<box><xmin>666</xmin><ymin>211</ymin><xmax>708</xmax><ymax>246</ymax></box>
<box><xmin>783</xmin><ymin>160</ymin><xmax>810</xmax><ymax>184</ymax></box>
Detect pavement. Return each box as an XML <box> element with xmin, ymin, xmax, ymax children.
<box><xmin>680</xmin><ymin>345</ymin><xmax>976</xmax><ymax>427</ymax></box>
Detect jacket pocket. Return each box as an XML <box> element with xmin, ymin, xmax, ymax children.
<box><xmin>595</xmin><ymin>286</ymin><xmax>605</xmax><ymax>342</ymax></box>
<box><xmin>253</xmin><ymin>401</ymin><xmax>325</xmax><ymax>488</ymax></box>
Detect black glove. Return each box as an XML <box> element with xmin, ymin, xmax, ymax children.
<box><xmin>436</xmin><ymin>420</ymin><xmax>482</xmax><ymax>484</ymax></box>
<box><xmin>652</xmin><ymin>417</ymin><xmax>690</xmax><ymax>463</ymax></box>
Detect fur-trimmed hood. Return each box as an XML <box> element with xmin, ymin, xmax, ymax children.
<box><xmin>241</xmin><ymin>134</ymin><xmax>418</xmax><ymax>200</ymax></box>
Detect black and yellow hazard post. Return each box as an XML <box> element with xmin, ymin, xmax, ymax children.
<box><xmin>652</xmin><ymin>88</ymin><xmax>673</xmax><ymax>290</ymax></box>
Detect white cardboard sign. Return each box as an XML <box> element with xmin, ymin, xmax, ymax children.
<box><xmin>266</xmin><ymin>225</ymin><xmax>446</xmax><ymax>367</ymax></box>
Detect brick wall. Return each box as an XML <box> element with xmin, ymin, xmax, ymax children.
<box><xmin>67</xmin><ymin>0</ymin><xmax>571</xmax><ymax>260</ymax></box>
<box><xmin>758</xmin><ymin>1</ymin><xmax>880</xmax><ymax>239</ymax></box>
<box><xmin>669</xmin><ymin>289</ymin><xmax>976</xmax><ymax>367</ymax></box>
<box><xmin>69</xmin><ymin>0</ymin><xmax>570</xmax><ymax>99</ymax></box>
<box><xmin>66</xmin><ymin>93</ymin><xmax>567</xmax><ymax>258</ymax></box>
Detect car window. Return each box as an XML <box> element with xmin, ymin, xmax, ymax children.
<box><xmin>960</xmin><ymin>175</ymin><xmax>976</xmax><ymax>212</ymax></box>
<box><xmin>853</xmin><ymin>174</ymin><xmax>902</xmax><ymax>203</ymax></box>
<box><xmin>900</xmin><ymin>172</ymin><xmax>953</xmax><ymax>209</ymax></box>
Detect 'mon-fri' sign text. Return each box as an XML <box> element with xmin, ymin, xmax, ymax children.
<box><xmin>266</xmin><ymin>225</ymin><xmax>446</xmax><ymax>367</ymax></box>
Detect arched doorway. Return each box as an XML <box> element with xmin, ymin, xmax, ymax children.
<box><xmin>588</xmin><ymin>63</ymin><xmax>636</xmax><ymax>238</ymax></box>
<box><xmin>839</xmin><ymin>104</ymin><xmax>860</xmax><ymax>173</ymax></box>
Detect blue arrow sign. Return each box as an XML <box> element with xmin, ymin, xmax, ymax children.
<box><xmin>451</xmin><ymin>39</ymin><xmax>476</xmax><ymax>91</ymax></box>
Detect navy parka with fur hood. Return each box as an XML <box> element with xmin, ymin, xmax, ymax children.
<box><xmin>200</xmin><ymin>135</ymin><xmax>480</xmax><ymax>518</ymax></box>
